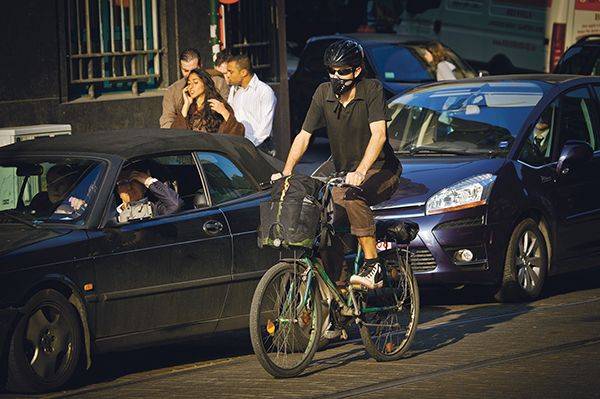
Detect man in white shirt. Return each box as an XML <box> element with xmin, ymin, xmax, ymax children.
<box><xmin>226</xmin><ymin>54</ymin><xmax>277</xmax><ymax>150</ymax></box>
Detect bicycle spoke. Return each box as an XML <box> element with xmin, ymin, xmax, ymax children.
<box><xmin>360</xmin><ymin>256</ymin><xmax>419</xmax><ymax>360</ymax></box>
<box><xmin>255</xmin><ymin>263</ymin><xmax>319</xmax><ymax>373</ymax></box>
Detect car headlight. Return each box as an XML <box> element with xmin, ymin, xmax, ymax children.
<box><xmin>426</xmin><ymin>174</ymin><xmax>496</xmax><ymax>215</ymax></box>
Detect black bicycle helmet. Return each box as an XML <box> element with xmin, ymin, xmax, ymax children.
<box><xmin>323</xmin><ymin>39</ymin><xmax>364</xmax><ymax>68</ymax></box>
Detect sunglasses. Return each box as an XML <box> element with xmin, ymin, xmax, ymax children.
<box><xmin>116</xmin><ymin>178</ymin><xmax>133</xmax><ymax>187</ymax></box>
<box><xmin>327</xmin><ymin>67</ymin><xmax>355</xmax><ymax>77</ymax></box>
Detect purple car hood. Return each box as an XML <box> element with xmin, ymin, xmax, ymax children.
<box><xmin>372</xmin><ymin>156</ymin><xmax>506</xmax><ymax>210</ymax></box>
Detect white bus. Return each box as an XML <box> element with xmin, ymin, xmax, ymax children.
<box><xmin>395</xmin><ymin>0</ymin><xmax>600</xmax><ymax>73</ymax></box>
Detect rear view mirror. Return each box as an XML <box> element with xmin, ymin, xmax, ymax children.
<box><xmin>16</xmin><ymin>164</ymin><xmax>43</xmax><ymax>177</ymax></box>
<box><xmin>556</xmin><ymin>140</ymin><xmax>593</xmax><ymax>176</ymax></box>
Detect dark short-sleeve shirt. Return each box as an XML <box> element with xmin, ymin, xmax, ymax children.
<box><xmin>302</xmin><ymin>78</ymin><xmax>399</xmax><ymax>172</ymax></box>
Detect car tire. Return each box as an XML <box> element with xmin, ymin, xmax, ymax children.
<box><xmin>495</xmin><ymin>218</ymin><xmax>548</xmax><ymax>302</ymax></box>
<box><xmin>6</xmin><ymin>289</ymin><xmax>82</xmax><ymax>393</ymax></box>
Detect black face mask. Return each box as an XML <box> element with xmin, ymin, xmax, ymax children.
<box><xmin>330</xmin><ymin>76</ymin><xmax>355</xmax><ymax>97</ymax></box>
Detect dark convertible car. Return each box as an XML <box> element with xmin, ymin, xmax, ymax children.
<box><xmin>0</xmin><ymin>129</ymin><xmax>281</xmax><ymax>393</ymax></box>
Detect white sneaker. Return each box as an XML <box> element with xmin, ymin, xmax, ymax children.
<box><xmin>349</xmin><ymin>261</ymin><xmax>384</xmax><ymax>289</ymax></box>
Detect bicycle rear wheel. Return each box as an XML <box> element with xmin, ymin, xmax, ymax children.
<box><xmin>249</xmin><ymin>261</ymin><xmax>322</xmax><ymax>377</ymax></box>
<box><xmin>359</xmin><ymin>252</ymin><xmax>419</xmax><ymax>361</ymax></box>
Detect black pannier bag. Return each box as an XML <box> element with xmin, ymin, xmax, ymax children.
<box><xmin>258</xmin><ymin>175</ymin><xmax>324</xmax><ymax>248</ymax></box>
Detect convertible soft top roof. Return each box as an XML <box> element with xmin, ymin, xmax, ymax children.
<box><xmin>0</xmin><ymin>128</ymin><xmax>279</xmax><ymax>184</ymax></box>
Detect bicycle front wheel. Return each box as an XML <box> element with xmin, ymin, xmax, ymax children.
<box><xmin>249</xmin><ymin>261</ymin><xmax>322</xmax><ymax>378</ymax></box>
<box><xmin>359</xmin><ymin>253</ymin><xmax>420</xmax><ymax>361</ymax></box>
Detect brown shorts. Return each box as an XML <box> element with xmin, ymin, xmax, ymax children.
<box><xmin>331</xmin><ymin>167</ymin><xmax>400</xmax><ymax>237</ymax></box>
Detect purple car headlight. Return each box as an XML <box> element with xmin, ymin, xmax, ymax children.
<box><xmin>426</xmin><ymin>174</ymin><xmax>496</xmax><ymax>215</ymax></box>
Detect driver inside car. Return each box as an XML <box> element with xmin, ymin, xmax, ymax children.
<box><xmin>30</xmin><ymin>164</ymin><xmax>84</xmax><ymax>216</ymax></box>
<box><xmin>116</xmin><ymin>169</ymin><xmax>183</xmax><ymax>223</ymax></box>
<box><xmin>532</xmin><ymin>117</ymin><xmax>551</xmax><ymax>155</ymax></box>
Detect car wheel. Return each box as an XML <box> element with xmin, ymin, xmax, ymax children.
<box><xmin>6</xmin><ymin>289</ymin><xmax>82</xmax><ymax>393</ymax></box>
<box><xmin>495</xmin><ymin>218</ymin><xmax>548</xmax><ymax>302</ymax></box>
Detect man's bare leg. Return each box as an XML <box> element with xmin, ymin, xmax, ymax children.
<box><xmin>351</xmin><ymin>235</ymin><xmax>384</xmax><ymax>289</ymax></box>
<box><xmin>358</xmin><ymin>235</ymin><xmax>378</xmax><ymax>259</ymax></box>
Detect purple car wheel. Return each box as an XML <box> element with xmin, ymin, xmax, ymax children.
<box><xmin>495</xmin><ymin>218</ymin><xmax>548</xmax><ymax>302</ymax></box>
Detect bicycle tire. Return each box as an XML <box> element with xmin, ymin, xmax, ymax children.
<box><xmin>250</xmin><ymin>261</ymin><xmax>323</xmax><ymax>377</ymax></box>
<box><xmin>359</xmin><ymin>254</ymin><xmax>420</xmax><ymax>362</ymax></box>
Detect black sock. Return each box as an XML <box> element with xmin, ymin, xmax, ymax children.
<box><xmin>364</xmin><ymin>258</ymin><xmax>380</xmax><ymax>266</ymax></box>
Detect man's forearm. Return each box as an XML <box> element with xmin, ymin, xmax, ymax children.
<box><xmin>356</xmin><ymin>121</ymin><xmax>387</xmax><ymax>175</ymax></box>
<box><xmin>282</xmin><ymin>130</ymin><xmax>311</xmax><ymax>175</ymax></box>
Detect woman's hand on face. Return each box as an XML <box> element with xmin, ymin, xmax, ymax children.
<box><xmin>181</xmin><ymin>86</ymin><xmax>193</xmax><ymax>117</ymax></box>
<box><xmin>182</xmin><ymin>85</ymin><xmax>193</xmax><ymax>105</ymax></box>
<box><xmin>208</xmin><ymin>99</ymin><xmax>230</xmax><ymax>121</ymax></box>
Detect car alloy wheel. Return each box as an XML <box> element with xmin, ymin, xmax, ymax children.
<box><xmin>495</xmin><ymin>218</ymin><xmax>548</xmax><ymax>302</ymax></box>
<box><xmin>515</xmin><ymin>229</ymin><xmax>544</xmax><ymax>295</ymax></box>
<box><xmin>7</xmin><ymin>289</ymin><xmax>82</xmax><ymax>393</ymax></box>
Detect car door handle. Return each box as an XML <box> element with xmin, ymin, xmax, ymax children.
<box><xmin>203</xmin><ymin>220</ymin><xmax>224</xmax><ymax>235</ymax></box>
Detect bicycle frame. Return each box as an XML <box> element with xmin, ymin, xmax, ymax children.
<box><xmin>282</xmin><ymin>176</ymin><xmax>408</xmax><ymax>321</ymax></box>
<box><xmin>291</xmin><ymin>245</ymin><xmax>403</xmax><ymax>319</ymax></box>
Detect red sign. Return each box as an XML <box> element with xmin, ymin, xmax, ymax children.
<box><xmin>575</xmin><ymin>0</ymin><xmax>600</xmax><ymax>11</ymax></box>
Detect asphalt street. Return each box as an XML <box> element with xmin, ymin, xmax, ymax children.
<box><xmin>3</xmin><ymin>267</ymin><xmax>600</xmax><ymax>399</ymax></box>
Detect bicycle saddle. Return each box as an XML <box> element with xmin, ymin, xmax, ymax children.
<box><xmin>376</xmin><ymin>220</ymin><xmax>419</xmax><ymax>244</ymax></box>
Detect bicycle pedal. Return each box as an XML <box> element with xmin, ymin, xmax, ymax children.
<box><xmin>350</xmin><ymin>283</ymin><xmax>367</xmax><ymax>291</ymax></box>
<box><xmin>340</xmin><ymin>306</ymin><xmax>354</xmax><ymax>316</ymax></box>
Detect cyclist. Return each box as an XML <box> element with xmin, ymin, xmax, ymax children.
<box><xmin>272</xmin><ymin>39</ymin><xmax>401</xmax><ymax>291</ymax></box>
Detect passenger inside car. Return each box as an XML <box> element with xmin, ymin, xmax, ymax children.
<box><xmin>116</xmin><ymin>168</ymin><xmax>183</xmax><ymax>223</ymax></box>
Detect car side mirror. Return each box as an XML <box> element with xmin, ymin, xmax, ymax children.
<box><xmin>478</xmin><ymin>70</ymin><xmax>490</xmax><ymax>77</ymax></box>
<box><xmin>556</xmin><ymin>140</ymin><xmax>593</xmax><ymax>176</ymax></box>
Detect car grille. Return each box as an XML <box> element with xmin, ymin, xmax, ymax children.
<box><xmin>434</xmin><ymin>216</ymin><xmax>484</xmax><ymax>230</ymax></box>
<box><xmin>410</xmin><ymin>249</ymin><xmax>437</xmax><ymax>272</ymax></box>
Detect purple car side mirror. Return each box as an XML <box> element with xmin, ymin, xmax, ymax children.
<box><xmin>556</xmin><ymin>140</ymin><xmax>593</xmax><ymax>176</ymax></box>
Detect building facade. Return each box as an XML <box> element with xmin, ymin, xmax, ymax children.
<box><xmin>0</xmin><ymin>0</ymin><xmax>289</xmax><ymax>154</ymax></box>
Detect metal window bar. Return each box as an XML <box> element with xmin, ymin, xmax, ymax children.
<box><xmin>223</xmin><ymin>0</ymin><xmax>278</xmax><ymax>82</ymax></box>
<box><xmin>67</xmin><ymin>0</ymin><xmax>162</xmax><ymax>98</ymax></box>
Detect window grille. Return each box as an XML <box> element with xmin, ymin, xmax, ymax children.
<box><xmin>222</xmin><ymin>0</ymin><xmax>280</xmax><ymax>82</ymax></box>
<box><xmin>66</xmin><ymin>0</ymin><xmax>162</xmax><ymax>98</ymax></box>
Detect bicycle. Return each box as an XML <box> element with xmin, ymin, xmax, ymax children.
<box><xmin>250</xmin><ymin>175</ymin><xmax>420</xmax><ymax>378</ymax></box>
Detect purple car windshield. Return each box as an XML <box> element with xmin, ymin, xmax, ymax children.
<box><xmin>387</xmin><ymin>81</ymin><xmax>550</xmax><ymax>154</ymax></box>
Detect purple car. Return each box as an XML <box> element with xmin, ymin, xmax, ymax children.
<box><xmin>321</xmin><ymin>74</ymin><xmax>600</xmax><ymax>302</ymax></box>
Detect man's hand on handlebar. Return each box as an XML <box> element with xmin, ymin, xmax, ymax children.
<box><xmin>270</xmin><ymin>172</ymin><xmax>289</xmax><ymax>183</ymax></box>
<box><xmin>345</xmin><ymin>171</ymin><xmax>365</xmax><ymax>186</ymax></box>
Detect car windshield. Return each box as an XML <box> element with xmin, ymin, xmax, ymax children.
<box><xmin>368</xmin><ymin>44</ymin><xmax>475</xmax><ymax>83</ymax></box>
<box><xmin>368</xmin><ymin>45</ymin><xmax>433</xmax><ymax>83</ymax></box>
<box><xmin>0</xmin><ymin>158</ymin><xmax>104</xmax><ymax>226</ymax></box>
<box><xmin>387</xmin><ymin>81</ymin><xmax>550</xmax><ymax>155</ymax></box>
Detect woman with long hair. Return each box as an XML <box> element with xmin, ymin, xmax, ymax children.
<box><xmin>172</xmin><ymin>68</ymin><xmax>244</xmax><ymax>135</ymax></box>
<box><xmin>423</xmin><ymin>43</ymin><xmax>457</xmax><ymax>81</ymax></box>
